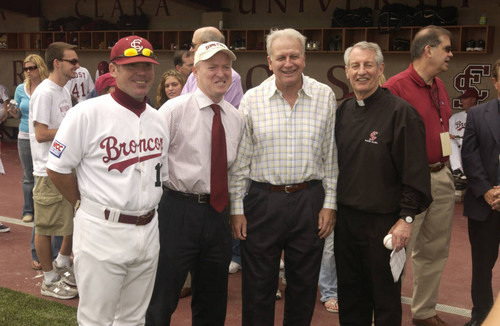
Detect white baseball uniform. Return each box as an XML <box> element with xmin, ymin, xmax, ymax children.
<box><xmin>64</xmin><ymin>67</ymin><xmax>95</xmax><ymax>103</ymax></box>
<box><xmin>449</xmin><ymin>110</ymin><xmax>467</xmax><ymax>172</ymax></box>
<box><xmin>46</xmin><ymin>92</ymin><xmax>169</xmax><ymax>325</ymax></box>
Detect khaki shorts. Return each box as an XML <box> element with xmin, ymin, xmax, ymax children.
<box><xmin>33</xmin><ymin>176</ymin><xmax>74</xmax><ymax>236</ymax></box>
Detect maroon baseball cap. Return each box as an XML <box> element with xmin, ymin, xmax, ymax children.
<box><xmin>459</xmin><ymin>88</ymin><xmax>479</xmax><ymax>99</ymax></box>
<box><xmin>97</xmin><ymin>61</ymin><xmax>109</xmax><ymax>75</ymax></box>
<box><xmin>95</xmin><ymin>73</ymin><xmax>117</xmax><ymax>94</ymax></box>
<box><xmin>110</xmin><ymin>36</ymin><xmax>159</xmax><ymax>65</ymax></box>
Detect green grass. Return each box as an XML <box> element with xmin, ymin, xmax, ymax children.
<box><xmin>0</xmin><ymin>287</ymin><xmax>77</xmax><ymax>326</ymax></box>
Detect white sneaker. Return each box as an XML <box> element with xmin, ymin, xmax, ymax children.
<box><xmin>228</xmin><ymin>261</ymin><xmax>241</xmax><ymax>274</ymax></box>
<box><xmin>41</xmin><ymin>276</ymin><xmax>78</xmax><ymax>300</ymax></box>
<box><xmin>280</xmin><ymin>259</ymin><xmax>285</xmax><ymax>270</ymax></box>
<box><xmin>276</xmin><ymin>288</ymin><xmax>282</xmax><ymax>300</ymax></box>
<box><xmin>22</xmin><ymin>214</ymin><xmax>33</xmax><ymax>223</ymax></box>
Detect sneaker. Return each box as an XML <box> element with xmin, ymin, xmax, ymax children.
<box><xmin>0</xmin><ymin>223</ymin><xmax>10</xmax><ymax>233</ymax></box>
<box><xmin>228</xmin><ymin>261</ymin><xmax>241</xmax><ymax>274</ymax></box>
<box><xmin>276</xmin><ymin>288</ymin><xmax>282</xmax><ymax>300</ymax></box>
<box><xmin>280</xmin><ymin>259</ymin><xmax>285</xmax><ymax>270</ymax></box>
<box><xmin>474</xmin><ymin>39</ymin><xmax>485</xmax><ymax>51</ymax></box>
<box><xmin>22</xmin><ymin>214</ymin><xmax>33</xmax><ymax>223</ymax></box>
<box><xmin>53</xmin><ymin>261</ymin><xmax>77</xmax><ymax>286</ymax></box>
<box><xmin>41</xmin><ymin>276</ymin><xmax>78</xmax><ymax>300</ymax></box>
<box><xmin>465</xmin><ymin>39</ymin><xmax>475</xmax><ymax>51</ymax></box>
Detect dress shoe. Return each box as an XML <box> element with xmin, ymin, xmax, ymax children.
<box><xmin>412</xmin><ymin>314</ymin><xmax>449</xmax><ymax>326</ymax></box>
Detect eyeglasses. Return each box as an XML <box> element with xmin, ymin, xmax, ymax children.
<box><xmin>190</xmin><ymin>42</ymin><xmax>198</xmax><ymax>49</ymax></box>
<box><xmin>443</xmin><ymin>45</ymin><xmax>452</xmax><ymax>53</ymax></box>
<box><xmin>23</xmin><ymin>66</ymin><xmax>38</xmax><ymax>72</ymax></box>
<box><xmin>59</xmin><ymin>58</ymin><xmax>79</xmax><ymax>65</ymax></box>
<box><xmin>111</xmin><ymin>47</ymin><xmax>155</xmax><ymax>61</ymax></box>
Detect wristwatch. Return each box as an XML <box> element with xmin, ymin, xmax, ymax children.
<box><xmin>400</xmin><ymin>215</ymin><xmax>414</xmax><ymax>224</ymax></box>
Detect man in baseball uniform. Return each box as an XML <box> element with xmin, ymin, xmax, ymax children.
<box><xmin>64</xmin><ymin>66</ymin><xmax>95</xmax><ymax>103</ymax></box>
<box><xmin>146</xmin><ymin>42</ymin><xmax>244</xmax><ymax>326</ymax></box>
<box><xmin>30</xmin><ymin>42</ymin><xmax>79</xmax><ymax>300</ymax></box>
<box><xmin>47</xmin><ymin>36</ymin><xmax>168</xmax><ymax>325</ymax></box>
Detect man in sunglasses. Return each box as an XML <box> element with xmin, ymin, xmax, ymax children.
<box><xmin>146</xmin><ymin>41</ymin><xmax>244</xmax><ymax>326</ymax></box>
<box><xmin>384</xmin><ymin>25</ymin><xmax>455</xmax><ymax>326</ymax></box>
<box><xmin>29</xmin><ymin>42</ymin><xmax>79</xmax><ymax>300</ymax></box>
<box><xmin>47</xmin><ymin>36</ymin><xmax>168</xmax><ymax>325</ymax></box>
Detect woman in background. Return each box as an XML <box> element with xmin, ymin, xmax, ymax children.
<box><xmin>155</xmin><ymin>69</ymin><xmax>185</xmax><ymax>109</ymax></box>
<box><xmin>9</xmin><ymin>54</ymin><xmax>61</xmax><ymax>269</ymax></box>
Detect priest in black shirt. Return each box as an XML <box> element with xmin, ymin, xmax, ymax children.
<box><xmin>334</xmin><ymin>41</ymin><xmax>432</xmax><ymax>326</ymax></box>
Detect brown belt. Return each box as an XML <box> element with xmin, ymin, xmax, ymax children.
<box><xmin>104</xmin><ymin>209</ymin><xmax>155</xmax><ymax>225</ymax></box>
<box><xmin>429</xmin><ymin>161</ymin><xmax>449</xmax><ymax>173</ymax></box>
<box><xmin>254</xmin><ymin>181</ymin><xmax>312</xmax><ymax>193</ymax></box>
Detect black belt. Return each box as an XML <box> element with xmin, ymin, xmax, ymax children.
<box><xmin>164</xmin><ymin>187</ymin><xmax>210</xmax><ymax>204</ymax></box>
<box><xmin>252</xmin><ymin>180</ymin><xmax>319</xmax><ymax>193</ymax></box>
<box><xmin>104</xmin><ymin>209</ymin><xmax>155</xmax><ymax>225</ymax></box>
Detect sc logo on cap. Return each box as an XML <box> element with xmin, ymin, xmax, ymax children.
<box><xmin>130</xmin><ymin>39</ymin><xmax>144</xmax><ymax>52</ymax></box>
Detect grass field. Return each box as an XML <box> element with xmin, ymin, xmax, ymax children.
<box><xmin>0</xmin><ymin>287</ymin><xmax>77</xmax><ymax>326</ymax></box>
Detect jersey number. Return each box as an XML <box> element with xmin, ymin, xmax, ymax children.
<box><xmin>155</xmin><ymin>163</ymin><xmax>162</xmax><ymax>187</ymax></box>
<box><xmin>71</xmin><ymin>82</ymin><xmax>86</xmax><ymax>98</ymax></box>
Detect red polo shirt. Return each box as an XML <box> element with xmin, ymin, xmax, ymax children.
<box><xmin>384</xmin><ymin>63</ymin><xmax>452</xmax><ymax>164</ymax></box>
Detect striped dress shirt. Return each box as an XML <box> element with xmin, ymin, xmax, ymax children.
<box><xmin>229</xmin><ymin>74</ymin><xmax>338</xmax><ymax>215</ymax></box>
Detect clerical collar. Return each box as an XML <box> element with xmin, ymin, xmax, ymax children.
<box><xmin>356</xmin><ymin>100</ymin><xmax>365</xmax><ymax>106</ymax></box>
<box><xmin>111</xmin><ymin>87</ymin><xmax>147</xmax><ymax>117</ymax></box>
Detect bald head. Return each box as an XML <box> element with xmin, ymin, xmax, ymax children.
<box><xmin>191</xmin><ymin>27</ymin><xmax>225</xmax><ymax>51</ymax></box>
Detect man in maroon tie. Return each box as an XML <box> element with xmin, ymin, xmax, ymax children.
<box><xmin>146</xmin><ymin>42</ymin><xmax>244</xmax><ymax>326</ymax></box>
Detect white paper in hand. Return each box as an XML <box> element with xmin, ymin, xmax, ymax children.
<box><xmin>390</xmin><ymin>248</ymin><xmax>406</xmax><ymax>282</ymax></box>
<box><xmin>0</xmin><ymin>158</ymin><xmax>5</xmax><ymax>175</ymax></box>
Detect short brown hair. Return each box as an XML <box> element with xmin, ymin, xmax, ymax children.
<box><xmin>411</xmin><ymin>25</ymin><xmax>451</xmax><ymax>61</ymax></box>
<box><xmin>45</xmin><ymin>42</ymin><xmax>77</xmax><ymax>72</ymax></box>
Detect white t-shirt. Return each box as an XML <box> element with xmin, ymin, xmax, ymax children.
<box><xmin>65</xmin><ymin>67</ymin><xmax>95</xmax><ymax>103</ymax></box>
<box><xmin>47</xmin><ymin>94</ymin><xmax>169</xmax><ymax>211</ymax></box>
<box><xmin>29</xmin><ymin>79</ymin><xmax>72</xmax><ymax>176</ymax></box>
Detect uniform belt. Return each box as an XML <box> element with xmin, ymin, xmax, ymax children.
<box><xmin>79</xmin><ymin>197</ymin><xmax>156</xmax><ymax>226</ymax></box>
<box><xmin>164</xmin><ymin>187</ymin><xmax>210</xmax><ymax>204</ymax></box>
<box><xmin>429</xmin><ymin>161</ymin><xmax>450</xmax><ymax>173</ymax></box>
<box><xmin>252</xmin><ymin>181</ymin><xmax>317</xmax><ymax>193</ymax></box>
<box><xmin>103</xmin><ymin>209</ymin><xmax>155</xmax><ymax>225</ymax></box>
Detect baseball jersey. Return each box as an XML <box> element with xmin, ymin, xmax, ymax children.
<box><xmin>65</xmin><ymin>67</ymin><xmax>95</xmax><ymax>103</ymax></box>
<box><xmin>449</xmin><ymin>111</ymin><xmax>467</xmax><ymax>140</ymax></box>
<box><xmin>29</xmin><ymin>79</ymin><xmax>72</xmax><ymax>177</ymax></box>
<box><xmin>46</xmin><ymin>93</ymin><xmax>169</xmax><ymax>212</ymax></box>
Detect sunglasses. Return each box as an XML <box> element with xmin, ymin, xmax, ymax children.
<box><xmin>443</xmin><ymin>45</ymin><xmax>452</xmax><ymax>53</ymax></box>
<box><xmin>59</xmin><ymin>58</ymin><xmax>79</xmax><ymax>65</ymax></box>
<box><xmin>23</xmin><ymin>66</ymin><xmax>38</xmax><ymax>72</ymax></box>
<box><xmin>111</xmin><ymin>48</ymin><xmax>155</xmax><ymax>61</ymax></box>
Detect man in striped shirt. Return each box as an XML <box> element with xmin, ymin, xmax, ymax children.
<box><xmin>229</xmin><ymin>28</ymin><xmax>338</xmax><ymax>326</ymax></box>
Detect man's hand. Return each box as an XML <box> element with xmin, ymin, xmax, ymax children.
<box><xmin>388</xmin><ymin>219</ymin><xmax>412</xmax><ymax>251</ymax></box>
<box><xmin>230</xmin><ymin>214</ymin><xmax>247</xmax><ymax>240</ymax></box>
<box><xmin>487</xmin><ymin>186</ymin><xmax>500</xmax><ymax>211</ymax></box>
<box><xmin>317</xmin><ymin>208</ymin><xmax>336</xmax><ymax>239</ymax></box>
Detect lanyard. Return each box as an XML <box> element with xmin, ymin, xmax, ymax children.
<box><xmin>428</xmin><ymin>83</ymin><xmax>445</xmax><ymax>131</ymax></box>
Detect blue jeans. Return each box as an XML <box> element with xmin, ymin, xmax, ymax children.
<box><xmin>319</xmin><ymin>231</ymin><xmax>338</xmax><ymax>302</ymax></box>
<box><xmin>17</xmin><ymin>139</ymin><xmax>34</xmax><ymax>216</ymax></box>
<box><xmin>231</xmin><ymin>238</ymin><xmax>241</xmax><ymax>265</ymax></box>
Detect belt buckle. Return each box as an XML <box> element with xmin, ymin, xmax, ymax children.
<box><xmin>198</xmin><ymin>195</ymin><xmax>208</xmax><ymax>204</ymax></box>
<box><xmin>284</xmin><ymin>185</ymin><xmax>293</xmax><ymax>193</ymax></box>
<box><xmin>135</xmin><ymin>214</ymin><xmax>145</xmax><ymax>225</ymax></box>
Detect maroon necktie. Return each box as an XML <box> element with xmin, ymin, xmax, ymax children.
<box><xmin>210</xmin><ymin>104</ymin><xmax>229</xmax><ymax>213</ymax></box>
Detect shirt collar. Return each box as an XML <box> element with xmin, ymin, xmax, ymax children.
<box><xmin>265</xmin><ymin>74</ymin><xmax>312</xmax><ymax>99</ymax></box>
<box><xmin>408</xmin><ymin>63</ymin><xmax>435</xmax><ymax>89</ymax></box>
<box><xmin>194</xmin><ymin>88</ymin><xmax>226</xmax><ymax>112</ymax></box>
<box><xmin>111</xmin><ymin>87</ymin><xmax>147</xmax><ymax>117</ymax></box>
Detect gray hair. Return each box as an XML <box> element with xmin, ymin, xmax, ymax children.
<box><xmin>411</xmin><ymin>25</ymin><xmax>451</xmax><ymax>61</ymax></box>
<box><xmin>344</xmin><ymin>41</ymin><xmax>384</xmax><ymax>68</ymax></box>
<box><xmin>266</xmin><ymin>28</ymin><xmax>306</xmax><ymax>59</ymax></box>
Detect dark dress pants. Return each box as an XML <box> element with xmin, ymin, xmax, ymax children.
<box><xmin>334</xmin><ymin>204</ymin><xmax>402</xmax><ymax>326</ymax></box>
<box><xmin>145</xmin><ymin>191</ymin><xmax>232</xmax><ymax>326</ymax></box>
<box><xmin>241</xmin><ymin>180</ymin><xmax>325</xmax><ymax>326</ymax></box>
<box><xmin>468</xmin><ymin>210</ymin><xmax>500</xmax><ymax>321</ymax></box>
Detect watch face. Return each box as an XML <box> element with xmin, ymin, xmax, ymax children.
<box><xmin>405</xmin><ymin>216</ymin><xmax>414</xmax><ymax>223</ymax></box>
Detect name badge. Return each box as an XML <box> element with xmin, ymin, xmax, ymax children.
<box><xmin>440</xmin><ymin>132</ymin><xmax>451</xmax><ymax>157</ymax></box>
